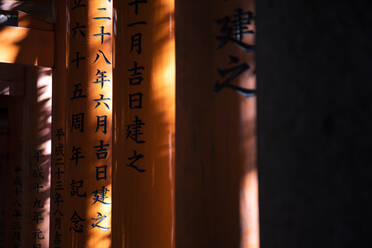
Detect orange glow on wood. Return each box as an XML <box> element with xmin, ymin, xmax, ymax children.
<box><xmin>112</xmin><ymin>0</ymin><xmax>175</xmax><ymax>247</ymax></box>
<box><xmin>50</xmin><ymin>0</ymin><xmax>67</xmax><ymax>247</ymax></box>
<box><xmin>65</xmin><ymin>0</ymin><xmax>113</xmax><ymax>247</ymax></box>
<box><xmin>174</xmin><ymin>0</ymin><xmax>259</xmax><ymax>247</ymax></box>
<box><xmin>0</xmin><ymin>26</ymin><xmax>54</xmax><ymax>67</ymax></box>
<box><xmin>23</xmin><ymin>67</ymin><xmax>52</xmax><ymax>248</ymax></box>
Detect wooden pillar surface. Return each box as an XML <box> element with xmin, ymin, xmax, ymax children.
<box><xmin>65</xmin><ymin>0</ymin><xmax>113</xmax><ymax>247</ymax></box>
<box><xmin>0</xmin><ymin>102</ymin><xmax>8</xmax><ymax>247</ymax></box>
<box><xmin>113</xmin><ymin>0</ymin><xmax>175</xmax><ymax>247</ymax></box>
<box><xmin>0</xmin><ymin>64</ymin><xmax>27</xmax><ymax>248</ymax></box>
<box><xmin>51</xmin><ymin>0</ymin><xmax>258</xmax><ymax>247</ymax></box>
<box><xmin>2</xmin><ymin>97</ymin><xmax>24</xmax><ymax>248</ymax></box>
<box><xmin>50</xmin><ymin>0</ymin><xmax>68</xmax><ymax>247</ymax></box>
<box><xmin>175</xmin><ymin>0</ymin><xmax>259</xmax><ymax>247</ymax></box>
<box><xmin>24</xmin><ymin>66</ymin><xmax>52</xmax><ymax>248</ymax></box>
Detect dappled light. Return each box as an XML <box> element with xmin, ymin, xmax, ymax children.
<box><xmin>239</xmin><ymin>12</ymin><xmax>259</xmax><ymax>248</ymax></box>
<box><xmin>29</xmin><ymin>67</ymin><xmax>52</xmax><ymax>247</ymax></box>
<box><xmin>63</xmin><ymin>0</ymin><xmax>114</xmax><ymax>246</ymax></box>
<box><xmin>0</xmin><ymin>13</ymin><xmax>53</xmax><ymax>67</ymax></box>
<box><xmin>0</xmin><ymin>61</ymin><xmax>52</xmax><ymax>247</ymax></box>
<box><xmin>0</xmin><ymin>1</ymin><xmax>260</xmax><ymax>248</ymax></box>
<box><xmin>240</xmin><ymin>170</ymin><xmax>260</xmax><ymax>248</ymax></box>
<box><xmin>111</xmin><ymin>0</ymin><xmax>176</xmax><ymax>247</ymax></box>
<box><xmin>0</xmin><ymin>24</ymin><xmax>28</xmax><ymax>63</ymax></box>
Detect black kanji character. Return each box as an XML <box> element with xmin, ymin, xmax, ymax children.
<box><xmin>55</xmin><ymin>144</ymin><xmax>64</xmax><ymax>160</ymax></box>
<box><xmin>32</xmin><ymin>166</ymin><xmax>44</xmax><ymax>179</ymax></box>
<box><xmin>216</xmin><ymin>8</ymin><xmax>255</xmax><ymax>51</ymax></box>
<box><xmin>91</xmin><ymin>186</ymin><xmax>110</xmax><ymax>205</ymax></box>
<box><xmin>72</xmin><ymin>0</ymin><xmax>86</xmax><ymax>10</ymax></box>
<box><xmin>96</xmin><ymin>115</ymin><xmax>107</xmax><ymax>134</ymax></box>
<box><xmin>33</xmin><ymin>198</ymin><xmax>44</xmax><ymax>209</ymax></box>
<box><xmin>126</xmin><ymin>116</ymin><xmax>145</xmax><ymax>144</ymax></box>
<box><xmin>33</xmin><ymin>149</ymin><xmax>44</xmax><ymax>162</ymax></box>
<box><xmin>94</xmin><ymin>50</ymin><xmax>112</xmax><ymax>64</ymax></box>
<box><xmin>33</xmin><ymin>229</ymin><xmax>45</xmax><ymax>240</ymax></box>
<box><xmin>55</xmin><ymin>180</ymin><xmax>64</xmax><ymax>191</ymax></box>
<box><xmin>128</xmin><ymin>21</ymin><xmax>147</xmax><ymax>27</ymax></box>
<box><xmin>93</xmin><ymin>26</ymin><xmax>111</xmax><ymax>44</ymax></box>
<box><xmin>130</xmin><ymin>33</ymin><xmax>142</xmax><ymax>54</ymax></box>
<box><xmin>214</xmin><ymin>56</ymin><xmax>255</xmax><ymax>97</ymax></box>
<box><xmin>93</xmin><ymin>69</ymin><xmax>110</xmax><ymax>88</ymax></box>
<box><xmin>71</xmin><ymin>52</ymin><xmax>86</xmax><ymax>68</ymax></box>
<box><xmin>54</xmin><ymin>192</ymin><xmax>64</xmax><ymax>207</ymax></box>
<box><xmin>71</xmin><ymin>83</ymin><xmax>86</xmax><ymax>100</ymax></box>
<box><xmin>129</xmin><ymin>92</ymin><xmax>143</xmax><ymax>109</ymax></box>
<box><xmin>70</xmin><ymin>210</ymin><xmax>85</xmax><ymax>233</ymax></box>
<box><xmin>93</xmin><ymin>94</ymin><xmax>111</xmax><ymax>110</ymax></box>
<box><xmin>93</xmin><ymin>140</ymin><xmax>109</xmax><ymax>159</ymax></box>
<box><xmin>70</xmin><ymin>146</ymin><xmax>85</xmax><ymax>165</ymax></box>
<box><xmin>32</xmin><ymin>211</ymin><xmax>44</xmax><ymax>224</ymax></box>
<box><xmin>70</xmin><ymin>180</ymin><xmax>87</xmax><ymax>197</ymax></box>
<box><xmin>55</xmin><ymin>209</ymin><xmax>64</xmax><ymax>217</ymax></box>
<box><xmin>72</xmin><ymin>22</ymin><xmax>86</xmax><ymax>37</ymax></box>
<box><xmin>93</xmin><ymin>8</ymin><xmax>111</xmax><ymax>20</ymax></box>
<box><xmin>128</xmin><ymin>0</ymin><xmax>147</xmax><ymax>15</ymax></box>
<box><xmin>56</xmin><ymin>167</ymin><xmax>64</xmax><ymax>179</ymax></box>
<box><xmin>71</xmin><ymin>113</ymin><xmax>85</xmax><ymax>132</ymax></box>
<box><xmin>128</xmin><ymin>61</ymin><xmax>144</xmax><ymax>85</ymax></box>
<box><xmin>127</xmin><ymin>150</ymin><xmax>145</xmax><ymax>172</ymax></box>
<box><xmin>34</xmin><ymin>183</ymin><xmax>44</xmax><ymax>193</ymax></box>
<box><xmin>96</xmin><ymin>165</ymin><xmax>107</xmax><ymax>180</ymax></box>
<box><xmin>56</xmin><ymin>128</ymin><xmax>65</xmax><ymax>141</ymax></box>
<box><xmin>91</xmin><ymin>212</ymin><xmax>110</xmax><ymax>231</ymax></box>
<box><xmin>54</xmin><ymin>230</ymin><xmax>62</xmax><ymax>245</ymax></box>
<box><xmin>55</xmin><ymin>217</ymin><xmax>62</xmax><ymax>229</ymax></box>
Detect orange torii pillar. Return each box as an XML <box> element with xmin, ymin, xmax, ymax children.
<box><xmin>175</xmin><ymin>0</ymin><xmax>259</xmax><ymax>247</ymax></box>
<box><xmin>113</xmin><ymin>0</ymin><xmax>258</xmax><ymax>247</ymax></box>
<box><xmin>50</xmin><ymin>0</ymin><xmax>258</xmax><ymax>247</ymax></box>
<box><xmin>112</xmin><ymin>0</ymin><xmax>175</xmax><ymax>247</ymax></box>
<box><xmin>63</xmin><ymin>0</ymin><xmax>113</xmax><ymax>247</ymax></box>
<box><xmin>0</xmin><ymin>10</ymin><xmax>54</xmax><ymax>248</ymax></box>
<box><xmin>24</xmin><ymin>66</ymin><xmax>53</xmax><ymax>248</ymax></box>
<box><xmin>3</xmin><ymin>96</ymin><xmax>24</xmax><ymax>248</ymax></box>
<box><xmin>50</xmin><ymin>0</ymin><xmax>68</xmax><ymax>247</ymax></box>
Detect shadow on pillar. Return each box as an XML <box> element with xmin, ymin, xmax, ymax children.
<box><xmin>26</xmin><ymin>66</ymin><xmax>52</xmax><ymax>247</ymax></box>
<box><xmin>175</xmin><ymin>0</ymin><xmax>257</xmax><ymax>247</ymax></box>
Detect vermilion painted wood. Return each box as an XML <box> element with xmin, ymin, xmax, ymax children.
<box><xmin>175</xmin><ymin>0</ymin><xmax>259</xmax><ymax>247</ymax></box>
<box><xmin>65</xmin><ymin>0</ymin><xmax>113</xmax><ymax>247</ymax></box>
<box><xmin>49</xmin><ymin>0</ymin><xmax>67</xmax><ymax>247</ymax></box>
<box><xmin>0</xmin><ymin>25</ymin><xmax>54</xmax><ymax>67</ymax></box>
<box><xmin>112</xmin><ymin>0</ymin><xmax>175</xmax><ymax>247</ymax></box>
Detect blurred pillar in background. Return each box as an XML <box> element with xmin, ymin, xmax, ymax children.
<box><xmin>175</xmin><ymin>0</ymin><xmax>259</xmax><ymax>247</ymax></box>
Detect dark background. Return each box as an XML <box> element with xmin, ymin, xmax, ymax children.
<box><xmin>257</xmin><ymin>0</ymin><xmax>372</xmax><ymax>247</ymax></box>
